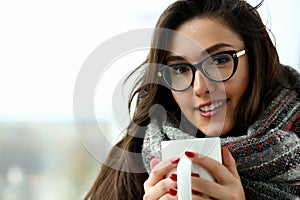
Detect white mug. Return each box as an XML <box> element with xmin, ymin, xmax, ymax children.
<box><xmin>161</xmin><ymin>137</ymin><xmax>221</xmax><ymax>199</ymax></box>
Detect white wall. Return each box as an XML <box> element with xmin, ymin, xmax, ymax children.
<box><xmin>0</xmin><ymin>0</ymin><xmax>299</xmax><ymax>121</ymax></box>
<box><xmin>258</xmin><ymin>0</ymin><xmax>300</xmax><ymax>71</ymax></box>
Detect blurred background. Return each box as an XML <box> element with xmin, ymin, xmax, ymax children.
<box><xmin>0</xmin><ymin>0</ymin><xmax>299</xmax><ymax>199</ymax></box>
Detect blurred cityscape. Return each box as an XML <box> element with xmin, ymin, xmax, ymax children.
<box><xmin>0</xmin><ymin>119</ymin><xmax>121</xmax><ymax>200</ymax></box>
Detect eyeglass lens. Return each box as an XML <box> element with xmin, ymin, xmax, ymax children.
<box><xmin>163</xmin><ymin>53</ymin><xmax>235</xmax><ymax>91</ymax></box>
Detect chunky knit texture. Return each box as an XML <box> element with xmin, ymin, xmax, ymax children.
<box><xmin>142</xmin><ymin>66</ymin><xmax>300</xmax><ymax>199</ymax></box>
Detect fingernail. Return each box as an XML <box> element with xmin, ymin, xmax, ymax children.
<box><xmin>168</xmin><ymin>188</ymin><xmax>177</xmax><ymax>196</ymax></box>
<box><xmin>169</xmin><ymin>174</ymin><xmax>177</xmax><ymax>181</ymax></box>
<box><xmin>185</xmin><ymin>151</ymin><xmax>195</xmax><ymax>158</ymax></box>
<box><xmin>192</xmin><ymin>189</ymin><xmax>202</xmax><ymax>195</ymax></box>
<box><xmin>171</xmin><ymin>157</ymin><xmax>180</xmax><ymax>164</ymax></box>
<box><xmin>191</xmin><ymin>173</ymin><xmax>200</xmax><ymax>177</ymax></box>
<box><xmin>150</xmin><ymin>156</ymin><xmax>155</xmax><ymax>161</ymax></box>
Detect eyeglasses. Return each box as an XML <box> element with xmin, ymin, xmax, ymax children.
<box><xmin>157</xmin><ymin>49</ymin><xmax>248</xmax><ymax>91</ymax></box>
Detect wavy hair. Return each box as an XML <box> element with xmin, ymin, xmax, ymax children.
<box><xmin>85</xmin><ymin>0</ymin><xmax>283</xmax><ymax>199</ymax></box>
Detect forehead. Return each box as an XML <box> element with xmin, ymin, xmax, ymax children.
<box><xmin>167</xmin><ymin>17</ymin><xmax>244</xmax><ymax>62</ymax></box>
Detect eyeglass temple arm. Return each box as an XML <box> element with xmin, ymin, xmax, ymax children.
<box><xmin>236</xmin><ymin>49</ymin><xmax>247</xmax><ymax>58</ymax></box>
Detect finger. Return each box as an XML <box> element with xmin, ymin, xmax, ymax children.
<box><xmin>158</xmin><ymin>190</ymin><xmax>178</xmax><ymax>200</ymax></box>
<box><xmin>151</xmin><ymin>157</ymin><xmax>179</xmax><ymax>174</ymax></box>
<box><xmin>192</xmin><ymin>194</ymin><xmax>209</xmax><ymax>200</ymax></box>
<box><xmin>185</xmin><ymin>151</ymin><xmax>233</xmax><ymax>184</ymax></box>
<box><xmin>191</xmin><ymin>166</ymin><xmax>244</xmax><ymax>200</ymax></box>
<box><xmin>195</xmin><ymin>180</ymin><xmax>244</xmax><ymax>200</ymax></box>
<box><xmin>221</xmin><ymin>146</ymin><xmax>240</xmax><ymax>179</ymax></box>
<box><xmin>150</xmin><ymin>157</ymin><xmax>161</xmax><ymax>170</ymax></box>
<box><xmin>191</xmin><ymin>176</ymin><xmax>223</xmax><ymax>199</ymax></box>
<box><xmin>192</xmin><ymin>188</ymin><xmax>204</xmax><ymax>198</ymax></box>
<box><xmin>144</xmin><ymin>178</ymin><xmax>177</xmax><ymax>200</ymax></box>
<box><xmin>144</xmin><ymin>157</ymin><xmax>179</xmax><ymax>187</ymax></box>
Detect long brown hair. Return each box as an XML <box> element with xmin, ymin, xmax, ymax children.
<box><xmin>85</xmin><ymin>0</ymin><xmax>283</xmax><ymax>199</ymax></box>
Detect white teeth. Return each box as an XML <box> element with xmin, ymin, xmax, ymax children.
<box><xmin>199</xmin><ymin>100</ymin><xmax>226</xmax><ymax>112</ymax></box>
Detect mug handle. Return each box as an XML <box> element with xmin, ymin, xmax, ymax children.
<box><xmin>177</xmin><ymin>156</ymin><xmax>192</xmax><ymax>200</ymax></box>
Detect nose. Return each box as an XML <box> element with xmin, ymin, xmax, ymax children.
<box><xmin>192</xmin><ymin>70</ymin><xmax>215</xmax><ymax>96</ymax></box>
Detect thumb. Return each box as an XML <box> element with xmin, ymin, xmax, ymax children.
<box><xmin>222</xmin><ymin>146</ymin><xmax>240</xmax><ymax>179</ymax></box>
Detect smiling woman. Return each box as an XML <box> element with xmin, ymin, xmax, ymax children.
<box><xmin>0</xmin><ymin>0</ymin><xmax>299</xmax><ymax>200</ymax></box>
<box><xmin>165</xmin><ymin>18</ymin><xmax>251</xmax><ymax>136</ymax></box>
<box><xmin>0</xmin><ymin>1</ymin><xmax>176</xmax><ymax>200</ymax></box>
<box><xmin>85</xmin><ymin>0</ymin><xmax>300</xmax><ymax>200</ymax></box>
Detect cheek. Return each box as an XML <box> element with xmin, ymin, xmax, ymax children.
<box><xmin>228</xmin><ymin>62</ymin><xmax>250</xmax><ymax>102</ymax></box>
<box><xmin>171</xmin><ymin>91</ymin><xmax>189</xmax><ymax>110</ymax></box>
<box><xmin>171</xmin><ymin>91</ymin><xmax>181</xmax><ymax>107</ymax></box>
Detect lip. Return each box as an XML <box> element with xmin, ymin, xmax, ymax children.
<box><xmin>194</xmin><ymin>99</ymin><xmax>228</xmax><ymax>118</ymax></box>
<box><xmin>196</xmin><ymin>99</ymin><xmax>228</xmax><ymax>108</ymax></box>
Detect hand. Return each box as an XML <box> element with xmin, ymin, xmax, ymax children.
<box><xmin>143</xmin><ymin>157</ymin><xmax>180</xmax><ymax>200</ymax></box>
<box><xmin>186</xmin><ymin>147</ymin><xmax>245</xmax><ymax>200</ymax></box>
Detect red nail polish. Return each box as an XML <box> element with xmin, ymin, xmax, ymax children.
<box><xmin>171</xmin><ymin>157</ymin><xmax>180</xmax><ymax>164</ymax></box>
<box><xmin>185</xmin><ymin>151</ymin><xmax>195</xmax><ymax>158</ymax></box>
<box><xmin>191</xmin><ymin>173</ymin><xmax>200</xmax><ymax>177</ymax></box>
<box><xmin>168</xmin><ymin>189</ymin><xmax>177</xmax><ymax>196</ymax></box>
<box><xmin>169</xmin><ymin>174</ymin><xmax>177</xmax><ymax>181</ymax></box>
<box><xmin>192</xmin><ymin>189</ymin><xmax>202</xmax><ymax>195</ymax></box>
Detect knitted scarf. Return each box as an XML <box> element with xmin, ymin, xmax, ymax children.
<box><xmin>142</xmin><ymin>66</ymin><xmax>300</xmax><ymax>199</ymax></box>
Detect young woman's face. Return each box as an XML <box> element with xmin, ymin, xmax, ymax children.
<box><xmin>167</xmin><ymin>18</ymin><xmax>250</xmax><ymax>136</ymax></box>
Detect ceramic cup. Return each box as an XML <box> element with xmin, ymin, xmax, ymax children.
<box><xmin>161</xmin><ymin>137</ymin><xmax>221</xmax><ymax>199</ymax></box>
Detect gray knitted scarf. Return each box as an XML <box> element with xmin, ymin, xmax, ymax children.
<box><xmin>142</xmin><ymin>66</ymin><xmax>300</xmax><ymax>199</ymax></box>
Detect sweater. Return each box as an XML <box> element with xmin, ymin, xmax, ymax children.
<box><xmin>142</xmin><ymin>66</ymin><xmax>300</xmax><ymax>199</ymax></box>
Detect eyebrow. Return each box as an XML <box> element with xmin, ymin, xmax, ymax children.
<box><xmin>166</xmin><ymin>55</ymin><xmax>187</xmax><ymax>63</ymax></box>
<box><xmin>166</xmin><ymin>43</ymin><xmax>233</xmax><ymax>63</ymax></box>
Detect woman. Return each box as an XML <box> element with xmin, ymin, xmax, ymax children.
<box><xmin>85</xmin><ymin>0</ymin><xmax>300</xmax><ymax>199</ymax></box>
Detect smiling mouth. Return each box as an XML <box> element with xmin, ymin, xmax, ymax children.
<box><xmin>198</xmin><ymin>99</ymin><xmax>228</xmax><ymax>112</ymax></box>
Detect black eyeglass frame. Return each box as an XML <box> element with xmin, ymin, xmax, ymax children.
<box><xmin>157</xmin><ymin>49</ymin><xmax>248</xmax><ymax>91</ymax></box>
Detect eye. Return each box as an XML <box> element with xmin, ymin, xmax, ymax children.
<box><xmin>170</xmin><ymin>64</ymin><xmax>191</xmax><ymax>74</ymax></box>
<box><xmin>211</xmin><ymin>55</ymin><xmax>231</xmax><ymax>65</ymax></box>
